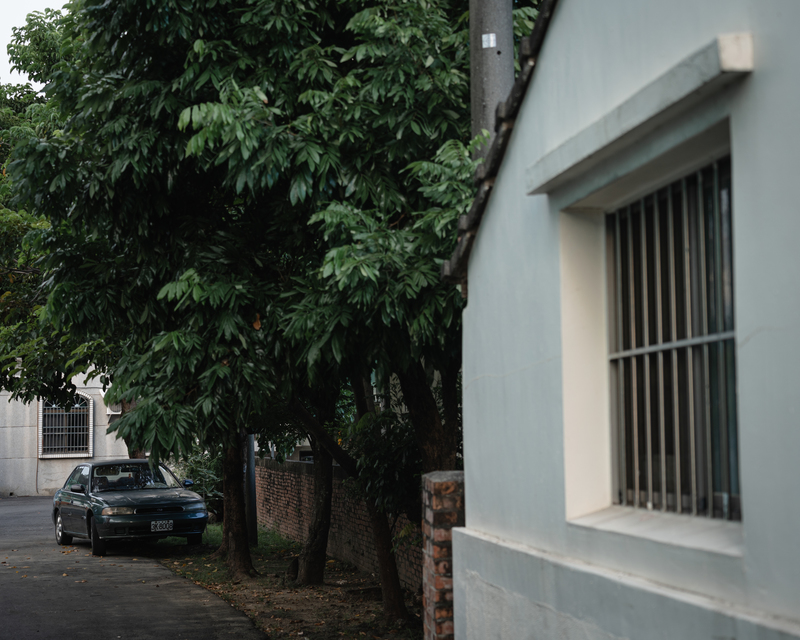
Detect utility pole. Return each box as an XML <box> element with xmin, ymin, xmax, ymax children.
<box><xmin>470</xmin><ymin>0</ymin><xmax>515</xmax><ymax>157</ymax></box>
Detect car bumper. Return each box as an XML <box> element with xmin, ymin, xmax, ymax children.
<box><xmin>95</xmin><ymin>512</ymin><xmax>208</xmax><ymax>540</ymax></box>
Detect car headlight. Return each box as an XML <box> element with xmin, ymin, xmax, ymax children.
<box><xmin>183</xmin><ymin>502</ymin><xmax>207</xmax><ymax>512</ymax></box>
<box><xmin>101</xmin><ymin>507</ymin><xmax>135</xmax><ymax>515</ymax></box>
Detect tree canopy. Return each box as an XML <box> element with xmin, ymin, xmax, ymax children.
<box><xmin>9</xmin><ymin>0</ymin><xmax>478</xmax><ymax>466</ymax></box>
<box><xmin>7</xmin><ymin>8</ymin><xmax>71</xmax><ymax>84</ymax></box>
<box><xmin>0</xmin><ymin>8</ymin><xmax>105</xmax><ymax>409</ymax></box>
<box><xmin>6</xmin><ymin>0</ymin><xmax>538</xmax><ymax>612</ymax></box>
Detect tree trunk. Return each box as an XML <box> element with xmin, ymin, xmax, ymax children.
<box><xmin>440</xmin><ymin>356</ymin><xmax>461</xmax><ymax>457</ymax></box>
<box><xmin>289</xmin><ymin>389</ymin><xmax>410</xmax><ymax>622</ymax></box>
<box><xmin>351</xmin><ymin>373</ymin><xmax>370</xmax><ymax>419</ymax></box>
<box><xmin>366</xmin><ymin>500</ymin><xmax>409</xmax><ymax>623</ymax></box>
<box><xmin>361</xmin><ymin>375</ymin><xmax>377</xmax><ymax>414</ymax></box>
<box><xmin>296</xmin><ymin>436</ymin><xmax>333</xmax><ymax>585</ymax></box>
<box><xmin>397</xmin><ymin>359</ymin><xmax>458</xmax><ymax>472</ymax></box>
<box><xmin>123</xmin><ymin>436</ymin><xmax>147</xmax><ymax>460</ymax></box>
<box><xmin>216</xmin><ymin>440</ymin><xmax>257</xmax><ymax>579</ymax></box>
<box><xmin>351</xmin><ymin>375</ymin><xmax>410</xmax><ymax>622</ymax></box>
<box><xmin>120</xmin><ymin>399</ymin><xmax>147</xmax><ymax>459</ymax></box>
<box><xmin>290</xmin><ymin>398</ymin><xmax>359</xmax><ymax>477</ymax></box>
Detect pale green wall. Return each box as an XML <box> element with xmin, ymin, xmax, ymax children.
<box><xmin>457</xmin><ymin>0</ymin><xmax>800</xmax><ymax>637</ymax></box>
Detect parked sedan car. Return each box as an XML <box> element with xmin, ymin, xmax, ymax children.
<box><xmin>52</xmin><ymin>459</ymin><xmax>208</xmax><ymax>556</ymax></box>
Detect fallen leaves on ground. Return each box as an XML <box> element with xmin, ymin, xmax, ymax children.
<box><xmin>130</xmin><ymin>531</ymin><xmax>423</xmax><ymax>640</ymax></box>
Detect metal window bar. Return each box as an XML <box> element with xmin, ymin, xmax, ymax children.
<box><xmin>653</xmin><ymin>194</ymin><xmax>667</xmax><ymax>511</ymax></box>
<box><xmin>41</xmin><ymin>396</ymin><xmax>90</xmax><ymax>456</ymax></box>
<box><xmin>625</xmin><ymin>206</ymin><xmax>640</xmax><ymax>508</ymax></box>
<box><xmin>614</xmin><ymin>214</ymin><xmax>628</xmax><ymax>505</ymax></box>
<box><xmin>608</xmin><ymin>156</ymin><xmax>740</xmax><ymax>521</ymax></box>
<box><xmin>697</xmin><ymin>168</ymin><xmax>714</xmax><ymax>517</ymax></box>
<box><xmin>667</xmin><ymin>186</ymin><xmax>682</xmax><ymax>512</ymax></box>
<box><xmin>712</xmin><ymin>163</ymin><xmax>730</xmax><ymax>520</ymax></box>
<box><xmin>681</xmin><ymin>178</ymin><xmax>699</xmax><ymax>515</ymax></box>
<box><xmin>638</xmin><ymin>199</ymin><xmax>654</xmax><ymax>510</ymax></box>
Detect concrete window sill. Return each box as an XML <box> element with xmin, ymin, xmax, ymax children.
<box><xmin>568</xmin><ymin>505</ymin><xmax>743</xmax><ymax>557</ymax></box>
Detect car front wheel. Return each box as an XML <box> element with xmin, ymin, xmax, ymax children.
<box><xmin>90</xmin><ymin>517</ymin><xmax>106</xmax><ymax>556</ymax></box>
<box><xmin>55</xmin><ymin>511</ymin><xmax>73</xmax><ymax>545</ymax></box>
<box><xmin>187</xmin><ymin>534</ymin><xmax>202</xmax><ymax>546</ymax></box>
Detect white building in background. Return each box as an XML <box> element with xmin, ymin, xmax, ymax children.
<box><xmin>445</xmin><ymin>0</ymin><xmax>800</xmax><ymax>637</ymax></box>
<box><xmin>0</xmin><ymin>373</ymin><xmax>128</xmax><ymax>496</ymax></box>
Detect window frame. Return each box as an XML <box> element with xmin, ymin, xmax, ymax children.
<box><xmin>547</xmin><ymin>39</ymin><xmax>750</xmax><ymax>560</ymax></box>
<box><xmin>605</xmin><ymin>156</ymin><xmax>741</xmax><ymax>521</ymax></box>
<box><xmin>38</xmin><ymin>392</ymin><xmax>95</xmax><ymax>459</ymax></box>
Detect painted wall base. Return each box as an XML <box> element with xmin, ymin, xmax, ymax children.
<box><xmin>454</xmin><ymin>527</ymin><xmax>800</xmax><ymax>640</ymax></box>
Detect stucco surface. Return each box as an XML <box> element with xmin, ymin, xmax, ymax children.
<box><xmin>458</xmin><ymin>0</ymin><xmax>800</xmax><ymax>635</ymax></box>
<box><xmin>0</xmin><ymin>388</ymin><xmax>128</xmax><ymax>496</ymax></box>
<box><xmin>0</xmin><ymin>394</ymin><xmax>38</xmax><ymax>427</ymax></box>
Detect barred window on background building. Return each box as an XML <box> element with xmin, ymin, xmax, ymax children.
<box><xmin>606</xmin><ymin>155</ymin><xmax>740</xmax><ymax>521</ymax></box>
<box><xmin>39</xmin><ymin>394</ymin><xmax>94</xmax><ymax>458</ymax></box>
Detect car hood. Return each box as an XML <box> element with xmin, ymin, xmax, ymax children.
<box><xmin>96</xmin><ymin>488</ymin><xmax>204</xmax><ymax>506</ymax></box>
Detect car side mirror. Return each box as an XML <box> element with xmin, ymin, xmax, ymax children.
<box><xmin>182</xmin><ymin>479</ymin><xmax>194</xmax><ymax>488</ymax></box>
<box><xmin>70</xmin><ymin>484</ymin><xmax>86</xmax><ymax>493</ymax></box>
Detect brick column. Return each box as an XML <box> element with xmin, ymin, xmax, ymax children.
<box><xmin>422</xmin><ymin>471</ymin><xmax>464</xmax><ymax>640</ymax></box>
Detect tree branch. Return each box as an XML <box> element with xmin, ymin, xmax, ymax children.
<box><xmin>288</xmin><ymin>397</ymin><xmax>359</xmax><ymax>478</ymax></box>
<box><xmin>0</xmin><ymin>266</ymin><xmax>41</xmax><ymax>276</ymax></box>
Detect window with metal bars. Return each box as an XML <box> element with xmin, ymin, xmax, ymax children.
<box><xmin>40</xmin><ymin>394</ymin><xmax>92</xmax><ymax>458</ymax></box>
<box><xmin>607</xmin><ymin>155</ymin><xmax>740</xmax><ymax>521</ymax></box>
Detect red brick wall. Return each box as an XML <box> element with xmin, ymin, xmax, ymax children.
<box><xmin>255</xmin><ymin>458</ymin><xmax>422</xmax><ymax>591</ymax></box>
<box><xmin>422</xmin><ymin>471</ymin><xmax>464</xmax><ymax>640</ymax></box>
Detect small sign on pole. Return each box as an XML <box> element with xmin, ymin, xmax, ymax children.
<box><xmin>481</xmin><ymin>33</ymin><xmax>497</xmax><ymax>48</ymax></box>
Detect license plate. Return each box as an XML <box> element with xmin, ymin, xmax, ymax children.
<box><xmin>151</xmin><ymin>520</ymin><xmax>173</xmax><ymax>532</ymax></box>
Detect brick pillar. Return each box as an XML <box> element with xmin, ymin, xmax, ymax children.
<box><xmin>422</xmin><ymin>471</ymin><xmax>464</xmax><ymax>640</ymax></box>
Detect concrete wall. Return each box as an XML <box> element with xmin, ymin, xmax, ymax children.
<box><xmin>0</xmin><ymin>374</ymin><xmax>129</xmax><ymax>497</ymax></box>
<box><xmin>456</xmin><ymin>1</ymin><xmax>800</xmax><ymax>638</ymax></box>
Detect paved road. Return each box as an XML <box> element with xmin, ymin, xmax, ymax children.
<box><xmin>0</xmin><ymin>496</ymin><xmax>267</xmax><ymax>640</ymax></box>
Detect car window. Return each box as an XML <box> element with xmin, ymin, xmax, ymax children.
<box><xmin>158</xmin><ymin>465</ymin><xmax>183</xmax><ymax>488</ymax></box>
<box><xmin>77</xmin><ymin>467</ymin><xmax>90</xmax><ymax>488</ymax></box>
<box><xmin>65</xmin><ymin>466</ymin><xmax>89</xmax><ymax>491</ymax></box>
<box><xmin>92</xmin><ymin>463</ymin><xmax>181</xmax><ymax>490</ymax></box>
<box><xmin>63</xmin><ymin>466</ymin><xmax>83</xmax><ymax>489</ymax></box>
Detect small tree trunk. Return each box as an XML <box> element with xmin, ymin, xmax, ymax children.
<box><xmin>366</xmin><ymin>500</ymin><xmax>409</xmax><ymax>623</ymax></box>
<box><xmin>296</xmin><ymin>436</ymin><xmax>333</xmax><ymax>585</ymax></box>
<box><xmin>351</xmin><ymin>375</ymin><xmax>410</xmax><ymax>622</ymax></box>
<box><xmin>120</xmin><ymin>400</ymin><xmax>147</xmax><ymax>459</ymax></box>
<box><xmin>361</xmin><ymin>375</ymin><xmax>377</xmax><ymax>414</ymax></box>
<box><xmin>290</xmin><ymin>390</ymin><xmax>410</xmax><ymax>621</ymax></box>
<box><xmin>123</xmin><ymin>436</ymin><xmax>147</xmax><ymax>460</ymax></box>
<box><xmin>216</xmin><ymin>441</ymin><xmax>257</xmax><ymax>579</ymax></box>
<box><xmin>441</xmin><ymin>356</ymin><xmax>462</xmax><ymax>455</ymax></box>
<box><xmin>397</xmin><ymin>360</ymin><xmax>458</xmax><ymax>472</ymax></box>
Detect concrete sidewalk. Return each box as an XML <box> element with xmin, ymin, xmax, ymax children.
<box><xmin>0</xmin><ymin>496</ymin><xmax>267</xmax><ymax>640</ymax></box>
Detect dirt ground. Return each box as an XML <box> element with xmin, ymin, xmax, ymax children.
<box><xmin>134</xmin><ymin>527</ymin><xmax>423</xmax><ymax>640</ymax></box>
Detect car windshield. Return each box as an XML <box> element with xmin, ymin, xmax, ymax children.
<box><xmin>92</xmin><ymin>464</ymin><xmax>181</xmax><ymax>492</ymax></box>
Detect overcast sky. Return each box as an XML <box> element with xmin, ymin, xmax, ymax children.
<box><xmin>1</xmin><ymin>0</ymin><xmax>65</xmax><ymax>88</ymax></box>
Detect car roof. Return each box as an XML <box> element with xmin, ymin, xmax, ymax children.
<box><xmin>89</xmin><ymin>459</ymin><xmax>162</xmax><ymax>467</ymax></box>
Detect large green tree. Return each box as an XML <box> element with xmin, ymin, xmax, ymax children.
<box><xmin>9</xmin><ymin>0</ymin><xmax>536</xmax><ymax>617</ymax></box>
<box><xmin>0</xmin><ymin>62</ymin><xmax>90</xmax><ymax>407</ymax></box>
<box><xmin>0</xmin><ymin>10</ymin><xmax>122</xmax><ymax>418</ymax></box>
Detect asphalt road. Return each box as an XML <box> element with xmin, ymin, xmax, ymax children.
<box><xmin>0</xmin><ymin>496</ymin><xmax>267</xmax><ymax>640</ymax></box>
